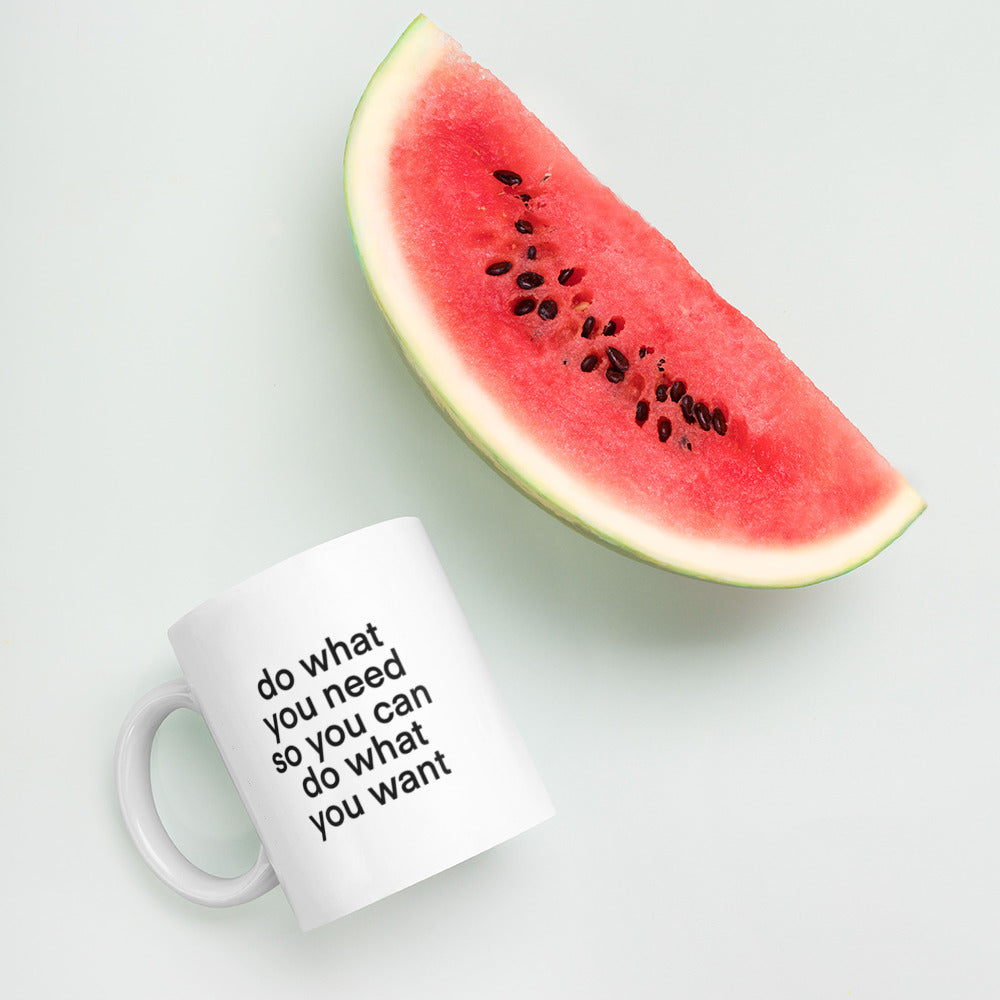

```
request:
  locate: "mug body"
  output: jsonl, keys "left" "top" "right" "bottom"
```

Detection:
{"left": 166, "top": 517, "right": 553, "bottom": 929}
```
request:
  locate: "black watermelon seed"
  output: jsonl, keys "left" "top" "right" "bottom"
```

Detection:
{"left": 519, "top": 193, "right": 531, "bottom": 203}
{"left": 606, "top": 346, "right": 629, "bottom": 371}
{"left": 712, "top": 409, "right": 727, "bottom": 435}
{"left": 538, "top": 299, "right": 558, "bottom": 320}
{"left": 558, "top": 268, "right": 575, "bottom": 285}
{"left": 694, "top": 402, "right": 712, "bottom": 430}
{"left": 581, "top": 316, "right": 596, "bottom": 338}
{"left": 516, "top": 271, "right": 544, "bottom": 289}
{"left": 602, "top": 320, "right": 617, "bottom": 337}
{"left": 680, "top": 394, "right": 696, "bottom": 423}
{"left": 636, "top": 401, "right": 649, "bottom": 426}
{"left": 681, "top": 437, "right": 693, "bottom": 451}
{"left": 526, "top": 245, "right": 536, "bottom": 260}
{"left": 655, "top": 384, "right": 668, "bottom": 403}
{"left": 515, "top": 219, "right": 533, "bottom": 234}
{"left": 606, "top": 367, "right": 625, "bottom": 384}
{"left": 657, "top": 417, "right": 672, "bottom": 442}
{"left": 493, "top": 169, "right": 522, "bottom": 186}
{"left": 669, "top": 380, "right": 686, "bottom": 402}
{"left": 513, "top": 297, "right": 536, "bottom": 316}
{"left": 638, "top": 347, "right": 647, "bottom": 359}
{"left": 486, "top": 261, "right": 513, "bottom": 276}
{"left": 581, "top": 354, "right": 599, "bottom": 372}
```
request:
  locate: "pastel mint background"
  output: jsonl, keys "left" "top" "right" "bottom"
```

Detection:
{"left": 2, "top": 1, "right": 996, "bottom": 996}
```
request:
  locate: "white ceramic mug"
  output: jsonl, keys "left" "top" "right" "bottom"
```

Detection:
{"left": 115, "top": 517, "right": 553, "bottom": 931}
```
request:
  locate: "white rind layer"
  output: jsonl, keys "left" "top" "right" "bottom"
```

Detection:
{"left": 344, "top": 16, "right": 925, "bottom": 587}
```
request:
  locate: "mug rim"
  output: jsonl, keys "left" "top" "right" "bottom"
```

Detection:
{"left": 167, "top": 515, "right": 421, "bottom": 639}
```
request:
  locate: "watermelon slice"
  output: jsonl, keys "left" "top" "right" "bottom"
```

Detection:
{"left": 344, "top": 16, "right": 924, "bottom": 588}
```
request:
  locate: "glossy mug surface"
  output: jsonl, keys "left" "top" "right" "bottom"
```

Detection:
{"left": 116, "top": 517, "right": 553, "bottom": 930}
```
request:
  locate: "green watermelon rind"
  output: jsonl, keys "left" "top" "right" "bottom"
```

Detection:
{"left": 343, "top": 16, "right": 925, "bottom": 588}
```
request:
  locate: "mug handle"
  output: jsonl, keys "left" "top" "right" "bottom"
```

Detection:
{"left": 115, "top": 679, "right": 279, "bottom": 907}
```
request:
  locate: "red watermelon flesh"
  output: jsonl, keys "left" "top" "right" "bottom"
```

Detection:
{"left": 344, "top": 17, "right": 924, "bottom": 587}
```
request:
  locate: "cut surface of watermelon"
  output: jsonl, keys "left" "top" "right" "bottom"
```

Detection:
{"left": 344, "top": 16, "right": 924, "bottom": 587}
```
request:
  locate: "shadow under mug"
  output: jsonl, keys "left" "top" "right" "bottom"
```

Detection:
{"left": 116, "top": 517, "right": 554, "bottom": 930}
